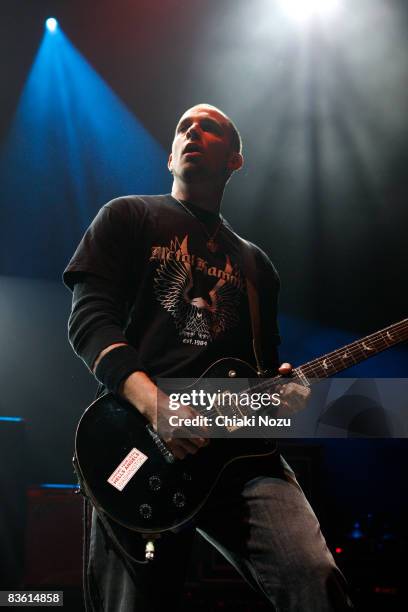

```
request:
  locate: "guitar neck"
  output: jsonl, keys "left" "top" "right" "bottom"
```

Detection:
{"left": 293, "top": 318, "right": 408, "bottom": 384}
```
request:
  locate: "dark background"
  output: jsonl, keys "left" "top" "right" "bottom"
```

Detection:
{"left": 0, "top": 0, "right": 406, "bottom": 479}
{"left": 1, "top": 0, "right": 407, "bottom": 333}
{"left": 0, "top": 1, "right": 407, "bottom": 606}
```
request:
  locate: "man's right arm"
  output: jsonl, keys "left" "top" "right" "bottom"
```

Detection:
{"left": 69, "top": 277, "right": 207, "bottom": 458}
{"left": 91, "top": 343, "right": 158, "bottom": 428}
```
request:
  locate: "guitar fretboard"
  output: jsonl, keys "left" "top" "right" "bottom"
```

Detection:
{"left": 293, "top": 318, "right": 408, "bottom": 384}
{"left": 207, "top": 319, "right": 408, "bottom": 429}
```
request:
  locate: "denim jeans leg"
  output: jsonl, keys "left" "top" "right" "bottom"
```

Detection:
{"left": 85, "top": 505, "right": 195, "bottom": 612}
{"left": 197, "top": 457, "right": 353, "bottom": 611}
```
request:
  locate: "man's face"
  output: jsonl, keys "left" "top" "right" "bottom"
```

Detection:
{"left": 168, "top": 106, "right": 241, "bottom": 183}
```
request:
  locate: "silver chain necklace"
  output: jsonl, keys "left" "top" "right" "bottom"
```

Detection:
{"left": 172, "top": 197, "right": 224, "bottom": 253}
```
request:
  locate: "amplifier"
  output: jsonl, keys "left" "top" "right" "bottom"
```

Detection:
{"left": 0, "top": 418, "right": 27, "bottom": 588}
{"left": 24, "top": 486, "right": 82, "bottom": 587}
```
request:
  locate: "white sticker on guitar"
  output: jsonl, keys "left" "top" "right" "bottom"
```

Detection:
{"left": 107, "top": 448, "right": 148, "bottom": 492}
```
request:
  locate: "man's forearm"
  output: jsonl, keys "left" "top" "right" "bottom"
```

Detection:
{"left": 93, "top": 343, "right": 158, "bottom": 424}
{"left": 120, "top": 370, "right": 158, "bottom": 425}
{"left": 92, "top": 342, "right": 128, "bottom": 372}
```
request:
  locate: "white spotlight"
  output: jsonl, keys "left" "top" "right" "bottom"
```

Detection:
{"left": 45, "top": 17, "right": 58, "bottom": 33}
{"left": 279, "top": 0, "right": 340, "bottom": 23}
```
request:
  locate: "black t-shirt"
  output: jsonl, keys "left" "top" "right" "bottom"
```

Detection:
{"left": 63, "top": 194, "right": 280, "bottom": 379}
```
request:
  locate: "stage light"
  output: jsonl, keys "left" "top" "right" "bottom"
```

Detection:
{"left": 40, "top": 483, "right": 79, "bottom": 489}
{"left": 350, "top": 522, "right": 363, "bottom": 539}
{"left": 278, "top": 0, "right": 340, "bottom": 23}
{"left": 45, "top": 17, "right": 58, "bottom": 33}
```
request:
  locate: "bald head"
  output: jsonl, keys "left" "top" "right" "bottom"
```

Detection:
{"left": 176, "top": 104, "right": 242, "bottom": 154}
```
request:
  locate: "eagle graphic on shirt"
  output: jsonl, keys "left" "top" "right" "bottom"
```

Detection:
{"left": 151, "top": 236, "right": 244, "bottom": 346}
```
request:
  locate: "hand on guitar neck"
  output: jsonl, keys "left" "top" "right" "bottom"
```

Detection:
{"left": 277, "top": 362, "right": 311, "bottom": 417}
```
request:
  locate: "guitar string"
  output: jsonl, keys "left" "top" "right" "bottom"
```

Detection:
{"left": 165, "top": 320, "right": 408, "bottom": 425}
{"left": 292, "top": 319, "right": 408, "bottom": 378}
{"left": 286, "top": 320, "right": 408, "bottom": 373}
{"left": 189, "top": 319, "right": 408, "bottom": 422}
{"left": 193, "top": 320, "right": 408, "bottom": 420}
{"left": 257, "top": 320, "right": 408, "bottom": 385}
{"left": 247, "top": 319, "right": 408, "bottom": 391}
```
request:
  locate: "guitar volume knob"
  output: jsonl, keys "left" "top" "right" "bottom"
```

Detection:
{"left": 173, "top": 491, "right": 186, "bottom": 508}
{"left": 139, "top": 504, "right": 153, "bottom": 519}
{"left": 149, "top": 475, "right": 162, "bottom": 491}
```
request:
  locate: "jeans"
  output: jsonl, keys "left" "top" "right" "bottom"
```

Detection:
{"left": 84, "top": 454, "right": 353, "bottom": 611}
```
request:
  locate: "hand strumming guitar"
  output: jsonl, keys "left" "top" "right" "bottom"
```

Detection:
{"left": 120, "top": 370, "right": 209, "bottom": 460}
{"left": 93, "top": 343, "right": 208, "bottom": 460}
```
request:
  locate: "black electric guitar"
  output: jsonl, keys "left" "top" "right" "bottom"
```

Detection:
{"left": 74, "top": 319, "right": 407, "bottom": 534}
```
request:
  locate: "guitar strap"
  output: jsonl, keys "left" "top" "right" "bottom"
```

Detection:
{"left": 223, "top": 225, "right": 266, "bottom": 376}
{"left": 240, "top": 238, "right": 267, "bottom": 376}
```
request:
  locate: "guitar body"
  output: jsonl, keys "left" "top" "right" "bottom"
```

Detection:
{"left": 75, "top": 357, "right": 275, "bottom": 534}
{"left": 74, "top": 318, "right": 408, "bottom": 534}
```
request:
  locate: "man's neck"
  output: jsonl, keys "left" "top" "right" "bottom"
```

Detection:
{"left": 171, "top": 179, "right": 224, "bottom": 215}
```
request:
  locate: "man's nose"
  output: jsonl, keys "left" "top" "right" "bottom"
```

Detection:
{"left": 186, "top": 123, "right": 200, "bottom": 140}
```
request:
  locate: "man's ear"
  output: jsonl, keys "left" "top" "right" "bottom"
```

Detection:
{"left": 168, "top": 153, "right": 173, "bottom": 173}
{"left": 227, "top": 152, "right": 243, "bottom": 172}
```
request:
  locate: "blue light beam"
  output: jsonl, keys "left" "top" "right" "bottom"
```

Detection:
{"left": 0, "top": 27, "right": 170, "bottom": 280}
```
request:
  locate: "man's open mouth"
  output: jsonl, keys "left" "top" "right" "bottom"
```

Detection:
{"left": 183, "top": 143, "right": 203, "bottom": 154}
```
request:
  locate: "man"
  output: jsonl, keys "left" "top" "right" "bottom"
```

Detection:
{"left": 64, "top": 104, "right": 352, "bottom": 610}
